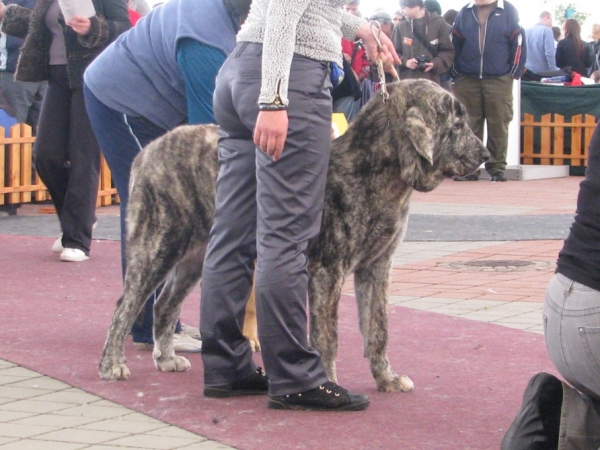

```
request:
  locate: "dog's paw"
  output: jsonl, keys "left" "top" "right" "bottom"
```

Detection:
{"left": 248, "top": 337, "right": 261, "bottom": 353}
{"left": 99, "top": 363, "right": 131, "bottom": 381}
{"left": 377, "top": 375, "right": 414, "bottom": 393}
{"left": 155, "top": 355, "right": 191, "bottom": 373}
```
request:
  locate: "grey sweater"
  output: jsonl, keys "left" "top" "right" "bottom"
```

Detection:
{"left": 236, "top": 0, "right": 364, "bottom": 105}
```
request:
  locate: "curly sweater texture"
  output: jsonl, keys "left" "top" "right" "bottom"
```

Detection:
{"left": 236, "top": 0, "right": 364, "bottom": 105}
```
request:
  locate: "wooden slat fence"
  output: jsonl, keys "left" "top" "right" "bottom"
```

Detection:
{"left": 521, "top": 113, "right": 597, "bottom": 167}
{"left": 0, "top": 124, "right": 118, "bottom": 206}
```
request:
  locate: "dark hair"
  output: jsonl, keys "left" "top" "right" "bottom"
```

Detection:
{"left": 370, "top": 11, "right": 392, "bottom": 24}
{"left": 223, "top": 0, "right": 252, "bottom": 23}
{"left": 442, "top": 8, "right": 458, "bottom": 25}
{"left": 563, "top": 18, "right": 585, "bottom": 58}
{"left": 552, "top": 26, "right": 561, "bottom": 41}
{"left": 424, "top": 0, "right": 441, "bottom": 15}
{"left": 399, "top": 0, "right": 424, "bottom": 8}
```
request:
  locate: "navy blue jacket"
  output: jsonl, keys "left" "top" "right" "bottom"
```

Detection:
{"left": 2, "top": 0, "right": 37, "bottom": 73}
{"left": 452, "top": 0, "right": 526, "bottom": 80}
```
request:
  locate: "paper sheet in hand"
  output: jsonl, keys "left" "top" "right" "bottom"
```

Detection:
{"left": 58, "top": 0, "right": 96, "bottom": 22}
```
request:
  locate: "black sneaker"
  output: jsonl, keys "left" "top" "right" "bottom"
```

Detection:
{"left": 490, "top": 171, "right": 507, "bottom": 182}
{"left": 204, "top": 367, "right": 268, "bottom": 398}
{"left": 268, "top": 381, "right": 370, "bottom": 411}
{"left": 453, "top": 173, "right": 479, "bottom": 181}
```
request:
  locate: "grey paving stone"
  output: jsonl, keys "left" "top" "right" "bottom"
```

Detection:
{"left": 34, "top": 428, "right": 129, "bottom": 445}
{"left": 0, "top": 422, "right": 59, "bottom": 438}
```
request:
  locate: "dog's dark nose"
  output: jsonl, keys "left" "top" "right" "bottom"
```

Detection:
{"left": 481, "top": 147, "right": 491, "bottom": 162}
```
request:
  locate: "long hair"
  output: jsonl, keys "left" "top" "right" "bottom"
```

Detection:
{"left": 563, "top": 19, "right": 584, "bottom": 58}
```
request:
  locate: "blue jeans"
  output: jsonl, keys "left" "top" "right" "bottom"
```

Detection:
{"left": 84, "top": 84, "right": 180, "bottom": 343}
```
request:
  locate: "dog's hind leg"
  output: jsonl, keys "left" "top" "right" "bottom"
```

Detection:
{"left": 354, "top": 259, "right": 414, "bottom": 393}
{"left": 99, "top": 224, "right": 192, "bottom": 380}
{"left": 99, "top": 268, "right": 166, "bottom": 381}
{"left": 152, "top": 243, "right": 206, "bottom": 373}
{"left": 308, "top": 264, "right": 345, "bottom": 383}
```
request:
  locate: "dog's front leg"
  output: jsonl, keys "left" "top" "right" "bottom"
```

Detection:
{"left": 242, "top": 271, "right": 260, "bottom": 352}
{"left": 308, "top": 264, "right": 344, "bottom": 383}
{"left": 354, "top": 261, "right": 414, "bottom": 393}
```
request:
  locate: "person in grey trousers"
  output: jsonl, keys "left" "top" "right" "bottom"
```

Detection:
{"left": 200, "top": 0, "right": 400, "bottom": 411}
{"left": 502, "top": 122, "right": 600, "bottom": 449}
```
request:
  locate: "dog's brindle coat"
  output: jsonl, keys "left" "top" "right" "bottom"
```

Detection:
{"left": 99, "top": 80, "right": 489, "bottom": 392}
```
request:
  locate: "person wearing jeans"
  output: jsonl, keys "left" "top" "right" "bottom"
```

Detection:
{"left": 84, "top": 0, "right": 251, "bottom": 351}
{"left": 502, "top": 122, "right": 600, "bottom": 449}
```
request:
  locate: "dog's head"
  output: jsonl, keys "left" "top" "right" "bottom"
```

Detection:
{"left": 350, "top": 79, "right": 489, "bottom": 192}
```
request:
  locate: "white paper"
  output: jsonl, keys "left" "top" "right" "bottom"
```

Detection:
{"left": 58, "top": 0, "right": 96, "bottom": 22}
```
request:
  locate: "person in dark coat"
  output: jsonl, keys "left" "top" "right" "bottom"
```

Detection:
{"left": 556, "top": 18, "right": 594, "bottom": 75}
{"left": 0, "top": 0, "right": 130, "bottom": 262}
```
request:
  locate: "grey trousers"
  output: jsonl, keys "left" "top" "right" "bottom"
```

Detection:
{"left": 544, "top": 273, "right": 600, "bottom": 449}
{"left": 200, "top": 42, "right": 332, "bottom": 395}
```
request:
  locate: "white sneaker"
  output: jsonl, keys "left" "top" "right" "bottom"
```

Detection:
{"left": 52, "top": 222, "right": 97, "bottom": 254}
{"left": 60, "top": 248, "right": 89, "bottom": 262}
{"left": 173, "top": 333, "right": 202, "bottom": 353}
{"left": 51, "top": 234, "right": 64, "bottom": 253}
{"left": 180, "top": 323, "right": 201, "bottom": 339}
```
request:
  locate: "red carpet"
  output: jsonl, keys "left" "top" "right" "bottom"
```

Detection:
{"left": 0, "top": 235, "right": 557, "bottom": 450}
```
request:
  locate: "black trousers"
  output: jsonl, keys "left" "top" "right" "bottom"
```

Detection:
{"left": 34, "top": 65, "right": 99, "bottom": 255}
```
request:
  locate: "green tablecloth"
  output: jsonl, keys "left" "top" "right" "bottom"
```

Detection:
{"left": 521, "top": 81, "right": 600, "bottom": 119}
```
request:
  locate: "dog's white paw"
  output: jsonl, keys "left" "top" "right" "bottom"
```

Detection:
{"left": 155, "top": 356, "right": 191, "bottom": 373}
{"left": 99, "top": 364, "right": 131, "bottom": 381}
{"left": 248, "top": 337, "right": 261, "bottom": 353}
{"left": 377, "top": 375, "right": 414, "bottom": 392}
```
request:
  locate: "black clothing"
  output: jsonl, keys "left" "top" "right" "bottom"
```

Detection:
{"left": 556, "top": 35, "right": 594, "bottom": 75}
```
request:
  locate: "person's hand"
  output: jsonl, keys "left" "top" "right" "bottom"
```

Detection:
{"left": 0, "top": 2, "right": 7, "bottom": 21}
{"left": 405, "top": 58, "right": 418, "bottom": 70}
{"left": 67, "top": 15, "right": 92, "bottom": 35}
{"left": 423, "top": 62, "right": 434, "bottom": 73}
{"left": 356, "top": 21, "right": 401, "bottom": 79}
{"left": 254, "top": 109, "right": 288, "bottom": 162}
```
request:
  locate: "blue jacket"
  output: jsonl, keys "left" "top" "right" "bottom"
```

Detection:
{"left": 1, "top": 0, "right": 38, "bottom": 73}
{"left": 452, "top": 0, "right": 526, "bottom": 80}
{"left": 85, "top": 0, "right": 241, "bottom": 130}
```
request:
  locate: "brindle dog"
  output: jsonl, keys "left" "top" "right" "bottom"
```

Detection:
{"left": 99, "top": 79, "right": 489, "bottom": 392}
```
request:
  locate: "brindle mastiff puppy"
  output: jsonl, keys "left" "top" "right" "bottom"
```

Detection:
{"left": 99, "top": 79, "right": 489, "bottom": 392}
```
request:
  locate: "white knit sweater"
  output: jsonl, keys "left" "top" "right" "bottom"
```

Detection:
{"left": 236, "top": 0, "right": 364, "bottom": 106}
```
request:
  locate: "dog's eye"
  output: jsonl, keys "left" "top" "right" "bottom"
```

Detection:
{"left": 452, "top": 123, "right": 463, "bottom": 132}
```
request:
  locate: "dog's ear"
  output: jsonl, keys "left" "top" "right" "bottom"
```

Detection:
{"left": 404, "top": 106, "right": 434, "bottom": 166}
